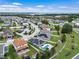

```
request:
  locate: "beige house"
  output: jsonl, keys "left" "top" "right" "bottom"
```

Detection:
{"left": 12, "top": 38, "right": 29, "bottom": 55}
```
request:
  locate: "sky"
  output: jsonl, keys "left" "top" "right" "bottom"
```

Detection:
{"left": 0, "top": 0, "right": 79, "bottom": 13}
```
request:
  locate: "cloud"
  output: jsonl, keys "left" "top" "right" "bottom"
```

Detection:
{"left": 58, "top": 6, "right": 68, "bottom": 9}
{"left": 0, "top": 5, "right": 39, "bottom": 12}
{"left": 0, "top": 4, "right": 79, "bottom": 13}
{"left": 12, "top": 2, "right": 22, "bottom": 5}
{"left": 36, "top": 5, "right": 45, "bottom": 8}
{"left": 0, "top": 5, "right": 19, "bottom": 8}
{"left": 0, "top": 4, "right": 25, "bottom": 12}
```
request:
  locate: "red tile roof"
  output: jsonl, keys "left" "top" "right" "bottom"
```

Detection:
{"left": 13, "top": 38, "right": 28, "bottom": 51}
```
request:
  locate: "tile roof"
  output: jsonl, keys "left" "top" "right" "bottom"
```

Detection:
{"left": 13, "top": 39, "right": 27, "bottom": 47}
{"left": 13, "top": 38, "right": 28, "bottom": 51}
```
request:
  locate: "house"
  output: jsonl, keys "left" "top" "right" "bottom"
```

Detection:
{"left": 3, "top": 30, "right": 14, "bottom": 39}
{"left": 12, "top": 38, "right": 29, "bottom": 55}
{"left": 3, "top": 45, "right": 8, "bottom": 55}
{"left": 74, "top": 23, "right": 79, "bottom": 28}
{"left": 38, "top": 30, "right": 51, "bottom": 40}
{"left": 39, "top": 24, "right": 50, "bottom": 31}
{"left": 29, "top": 37, "right": 44, "bottom": 46}
{"left": 0, "top": 44, "right": 4, "bottom": 59}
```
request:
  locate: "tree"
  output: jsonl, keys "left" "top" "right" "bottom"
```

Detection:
{"left": 0, "top": 36, "right": 4, "bottom": 40}
{"left": 13, "top": 22, "right": 16, "bottom": 26}
{"left": 45, "top": 48, "right": 50, "bottom": 59}
{"left": 54, "top": 25, "right": 60, "bottom": 35}
{"left": 41, "top": 20, "right": 49, "bottom": 24}
{"left": 50, "top": 47, "right": 55, "bottom": 56}
{"left": 8, "top": 45, "right": 16, "bottom": 59}
{"left": 36, "top": 48, "right": 50, "bottom": 59}
{"left": 61, "top": 34, "right": 66, "bottom": 43}
{"left": 0, "top": 20, "right": 4, "bottom": 23}
{"left": 36, "top": 53, "right": 43, "bottom": 59}
{"left": 61, "top": 23, "right": 73, "bottom": 34}
{"left": 36, "top": 53, "right": 39, "bottom": 59}
{"left": 67, "top": 15, "right": 77, "bottom": 23}
{"left": 0, "top": 27, "right": 3, "bottom": 31}
{"left": 41, "top": 53, "right": 46, "bottom": 59}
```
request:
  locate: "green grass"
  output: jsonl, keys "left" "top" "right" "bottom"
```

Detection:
{"left": 54, "top": 32, "right": 79, "bottom": 59}
{"left": 0, "top": 22, "right": 3, "bottom": 26}
{"left": 50, "top": 35, "right": 60, "bottom": 42}
{"left": 27, "top": 44, "right": 37, "bottom": 58}
{"left": 52, "top": 31, "right": 58, "bottom": 35}
{"left": 50, "top": 30, "right": 60, "bottom": 42}
{"left": 4, "top": 45, "right": 22, "bottom": 59}
{"left": 0, "top": 37, "right": 6, "bottom": 43}
{"left": 28, "top": 41, "right": 43, "bottom": 52}
{"left": 0, "top": 40, "right": 6, "bottom": 43}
